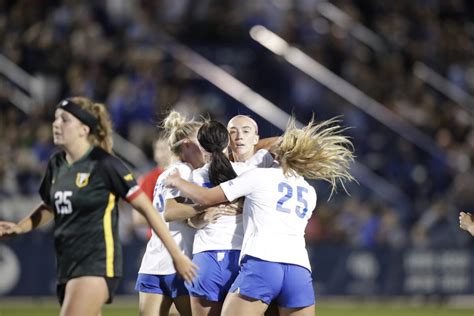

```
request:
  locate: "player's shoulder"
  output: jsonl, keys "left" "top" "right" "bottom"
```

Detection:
{"left": 246, "top": 149, "right": 274, "bottom": 167}
{"left": 192, "top": 163, "right": 209, "bottom": 177}
{"left": 90, "top": 147, "right": 133, "bottom": 177}
{"left": 252, "top": 148, "right": 271, "bottom": 159}
{"left": 230, "top": 161, "right": 251, "bottom": 175}
{"left": 175, "top": 161, "right": 193, "bottom": 173}
{"left": 48, "top": 149, "right": 65, "bottom": 166}
{"left": 239, "top": 164, "right": 275, "bottom": 179}
{"left": 160, "top": 161, "right": 193, "bottom": 179}
{"left": 90, "top": 146, "right": 114, "bottom": 162}
{"left": 248, "top": 166, "right": 291, "bottom": 185}
{"left": 90, "top": 147, "right": 127, "bottom": 167}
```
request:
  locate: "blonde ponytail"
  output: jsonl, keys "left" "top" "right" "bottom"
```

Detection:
{"left": 275, "top": 117, "right": 355, "bottom": 194}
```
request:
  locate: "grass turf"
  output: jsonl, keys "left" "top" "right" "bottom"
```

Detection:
{"left": 0, "top": 303, "right": 473, "bottom": 316}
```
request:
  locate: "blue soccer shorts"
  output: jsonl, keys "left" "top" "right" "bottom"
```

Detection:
{"left": 135, "top": 273, "right": 189, "bottom": 298}
{"left": 229, "top": 255, "right": 315, "bottom": 308}
{"left": 187, "top": 250, "right": 240, "bottom": 302}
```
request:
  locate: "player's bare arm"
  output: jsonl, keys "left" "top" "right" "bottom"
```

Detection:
{"left": 165, "top": 170, "right": 228, "bottom": 206}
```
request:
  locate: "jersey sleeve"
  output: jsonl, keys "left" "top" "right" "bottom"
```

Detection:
{"left": 220, "top": 168, "right": 258, "bottom": 202}
{"left": 38, "top": 159, "right": 54, "bottom": 206}
{"left": 99, "top": 156, "right": 141, "bottom": 202}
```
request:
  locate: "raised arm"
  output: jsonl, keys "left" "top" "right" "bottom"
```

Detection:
{"left": 130, "top": 192, "right": 197, "bottom": 282}
{"left": 0, "top": 203, "right": 54, "bottom": 238}
{"left": 165, "top": 170, "right": 228, "bottom": 206}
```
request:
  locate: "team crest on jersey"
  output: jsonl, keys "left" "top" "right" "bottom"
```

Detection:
{"left": 124, "top": 173, "right": 134, "bottom": 181}
{"left": 75, "top": 173, "right": 90, "bottom": 188}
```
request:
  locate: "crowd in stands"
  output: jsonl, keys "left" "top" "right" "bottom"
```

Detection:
{"left": 0, "top": 0, "right": 473, "bottom": 250}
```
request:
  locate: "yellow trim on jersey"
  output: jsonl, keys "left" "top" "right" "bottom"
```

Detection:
{"left": 103, "top": 193, "right": 116, "bottom": 277}
{"left": 124, "top": 173, "right": 134, "bottom": 181}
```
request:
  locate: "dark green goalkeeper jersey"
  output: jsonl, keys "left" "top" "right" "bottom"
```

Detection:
{"left": 39, "top": 146, "right": 141, "bottom": 284}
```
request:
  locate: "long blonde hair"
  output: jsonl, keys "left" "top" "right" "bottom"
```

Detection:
{"left": 274, "top": 117, "right": 355, "bottom": 194}
{"left": 69, "top": 96, "right": 113, "bottom": 153}
{"left": 162, "top": 111, "right": 202, "bottom": 155}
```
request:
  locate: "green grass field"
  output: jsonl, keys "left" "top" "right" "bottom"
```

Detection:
{"left": 0, "top": 299, "right": 473, "bottom": 316}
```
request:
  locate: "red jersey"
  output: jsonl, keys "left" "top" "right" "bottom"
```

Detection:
{"left": 138, "top": 167, "right": 164, "bottom": 239}
{"left": 139, "top": 167, "right": 164, "bottom": 200}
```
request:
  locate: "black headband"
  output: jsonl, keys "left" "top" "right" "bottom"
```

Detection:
{"left": 57, "top": 99, "right": 98, "bottom": 133}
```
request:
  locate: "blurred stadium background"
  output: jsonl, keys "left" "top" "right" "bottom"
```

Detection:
{"left": 1, "top": 0, "right": 474, "bottom": 315}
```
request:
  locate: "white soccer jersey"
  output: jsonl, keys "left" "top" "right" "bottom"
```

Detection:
{"left": 244, "top": 149, "right": 274, "bottom": 168}
{"left": 220, "top": 164, "right": 317, "bottom": 271}
{"left": 138, "top": 161, "right": 196, "bottom": 275}
{"left": 191, "top": 149, "right": 273, "bottom": 254}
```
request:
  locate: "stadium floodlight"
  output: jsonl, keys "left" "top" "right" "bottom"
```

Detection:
{"left": 249, "top": 25, "right": 449, "bottom": 167}
{"left": 160, "top": 32, "right": 410, "bottom": 208}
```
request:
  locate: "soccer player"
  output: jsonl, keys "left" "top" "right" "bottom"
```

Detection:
{"left": 184, "top": 119, "right": 274, "bottom": 316}
{"left": 0, "top": 97, "right": 196, "bottom": 316}
{"left": 165, "top": 117, "right": 354, "bottom": 316}
{"left": 227, "top": 115, "right": 281, "bottom": 316}
{"left": 459, "top": 211, "right": 474, "bottom": 236}
{"left": 136, "top": 111, "right": 210, "bottom": 316}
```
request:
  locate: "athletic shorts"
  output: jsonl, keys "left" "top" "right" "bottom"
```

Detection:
{"left": 135, "top": 273, "right": 188, "bottom": 298}
{"left": 187, "top": 250, "right": 240, "bottom": 302}
{"left": 57, "top": 276, "right": 120, "bottom": 305}
{"left": 229, "top": 255, "right": 315, "bottom": 308}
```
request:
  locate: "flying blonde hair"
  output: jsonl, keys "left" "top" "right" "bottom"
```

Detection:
{"left": 69, "top": 96, "right": 113, "bottom": 153}
{"left": 274, "top": 117, "right": 355, "bottom": 195}
{"left": 162, "top": 111, "right": 202, "bottom": 155}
